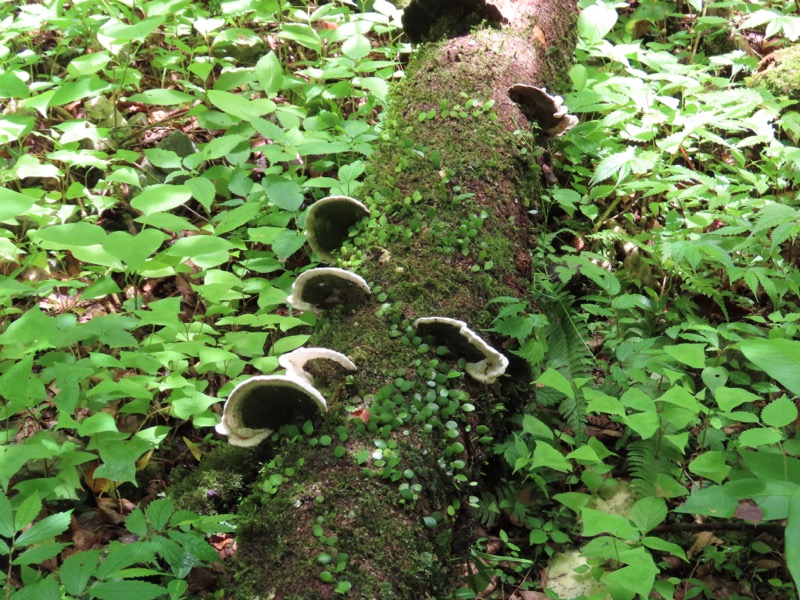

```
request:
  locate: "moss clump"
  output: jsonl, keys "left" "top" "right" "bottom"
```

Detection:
{"left": 749, "top": 46, "right": 800, "bottom": 100}
{"left": 168, "top": 444, "right": 261, "bottom": 515}
{"left": 228, "top": 452, "right": 452, "bottom": 599}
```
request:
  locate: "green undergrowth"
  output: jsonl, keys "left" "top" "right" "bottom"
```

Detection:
{"left": 4, "top": 0, "right": 800, "bottom": 598}
{"left": 465, "top": 1, "right": 800, "bottom": 599}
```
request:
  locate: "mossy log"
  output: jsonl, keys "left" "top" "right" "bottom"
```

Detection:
{"left": 225, "top": 2, "right": 578, "bottom": 597}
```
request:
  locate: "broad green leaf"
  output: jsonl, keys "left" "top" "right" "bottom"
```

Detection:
{"left": 642, "top": 536, "right": 687, "bottom": 561}
{"left": 535, "top": 368, "right": 574, "bottom": 400}
{"left": 272, "top": 229, "right": 305, "bottom": 260}
{"left": 215, "top": 201, "right": 262, "bottom": 236}
{"left": 127, "top": 89, "right": 195, "bottom": 105}
{"left": 262, "top": 175, "right": 304, "bottom": 211}
{"left": 715, "top": 386, "right": 760, "bottom": 412}
{"left": 130, "top": 184, "right": 192, "bottom": 216}
{"left": 0, "top": 114, "right": 35, "bottom": 145}
{"left": 93, "top": 437, "right": 153, "bottom": 485}
{"left": 90, "top": 579, "right": 169, "bottom": 600}
{"left": 30, "top": 222, "right": 106, "bottom": 247}
{"left": 103, "top": 230, "right": 165, "bottom": 272}
{"left": 761, "top": 395, "right": 798, "bottom": 429}
{"left": 787, "top": 488, "right": 800, "bottom": 593}
{"left": 255, "top": 51, "right": 283, "bottom": 95}
{"left": 186, "top": 177, "right": 217, "bottom": 211}
{"left": 342, "top": 34, "right": 371, "bottom": 61}
{"left": 738, "top": 427, "right": 783, "bottom": 448}
{"left": 578, "top": 3, "right": 618, "bottom": 43}
{"left": 663, "top": 343, "right": 706, "bottom": 369}
{"left": 206, "top": 90, "right": 275, "bottom": 121}
{"left": 94, "top": 541, "right": 156, "bottom": 580}
{"left": 104, "top": 16, "right": 165, "bottom": 41}
{"left": 581, "top": 507, "right": 639, "bottom": 541}
{"left": 521, "top": 414, "right": 554, "bottom": 440}
{"left": 270, "top": 335, "right": 310, "bottom": 355}
{"left": 688, "top": 451, "right": 730, "bottom": 485}
{"left": 0, "top": 492, "right": 13, "bottom": 537}
{"left": 740, "top": 338, "right": 800, "bottom": 397}
{"left": 675, "top": 485, "right": 737, "bottom": 517}
{"left": 163, "top": 235, "right": 233, "bottom": 258}
{"left": 67, "top": 53, "right": 111, "bottom": 77}
{"left": 0, "top": 187, "right": 36, "bottom": 221}
{"left": 0, "top": 72, "right": 29, "bottom": 99}
{"left": 125, "top": 508, "right": 148, "bottom": 538}
{"left": 532, "top": 441, "right": 572, "bottom": 472}
{"left": 48, "top": 76, "right": 112, "bottom": 107}
{"left": 15, "top": 510, "right": 71, "bottom": 547}
{"left": 60, "top": 550, "right": 101, "bottom": 596}
{"left": 630, "top": 496, "right": 667, "bottom": 533}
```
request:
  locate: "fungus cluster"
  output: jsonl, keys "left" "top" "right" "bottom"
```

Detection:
{"left": 216, "top": 196, "right": 510, "bottom": 447}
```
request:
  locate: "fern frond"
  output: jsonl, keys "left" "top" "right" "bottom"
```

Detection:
{"left": 627, "top": 437, "right": 684, "bottom": 496}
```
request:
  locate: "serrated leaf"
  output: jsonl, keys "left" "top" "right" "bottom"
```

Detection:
{"left": 125, "top": 508, "right": 148, "bottom": 538}
{"left": 146, "top": 498, "right": 174, "bottom": 531}
{"left": 14, "top": 494, "right": 42, "bottom": 534}
{"left": 761, "top": 396, "right": 798, "bottom": 429}
{"left": 60, "top": 549, "right": 101, "bottom": 596}
{"left": 12, "top": 541, "right": 68, "bottom": 565}
{"left": 590, "top": 146, "right": 634, "bottom": 185}
{"left": 15, "top": 510, "right": 71, "bottom": 547}
{"left": 262, "top": 175, "right": 304, "bottom": 211}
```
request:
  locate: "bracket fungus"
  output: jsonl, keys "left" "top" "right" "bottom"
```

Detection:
{"left": 507, "top": 84, "right": 578, "bottom": 137}
{"left": 216, "top": 348, "right": 358, "bottom": 447}
{"left": 215, "top": 375, "right": 327, "bottom": 447}
{"left": 287, "top": 267, "right": 371, "bottom": 312}
{"left": 305, "top": 196, "right": 370, "bottom": 263}
{"left": 413, "top": 317, "right": 509, "bottom": 384}
{"left": 278, "top": 347, "right": 357, "bottom": 385}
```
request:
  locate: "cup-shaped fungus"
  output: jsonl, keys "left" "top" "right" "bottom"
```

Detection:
{"left": 279, "top": 347, "right": 357, "bottom": 385}
{"left": 305, "top": 196, "right": 370, "bottom": 263}
{"left": 216, "top": 375, "right": 327, "bottom": 447}
{"left": 507, "top": 84, "right": 578, "bottom": 137}
{"left": 287, "top": 267, "right": 371, "bottom": 312}
{"left": 414, "top": 317, "right": 509, "bottom": 384}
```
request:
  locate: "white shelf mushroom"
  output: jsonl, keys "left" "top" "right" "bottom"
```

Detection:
{"left": 305, "top": 196, "right": 370, "bottom": 263}
{"left": 287, "top": 267, "right": 371, "bottom": 312}
{"left": 215, "top": 375, "right": 327, "bottom": 447}
{"left": 507, "top": 83, "right": 578, "bottom": 137}
{"left": 413, "top": 317, "right": 509, "bottom": 384}
{"left": 216, "top": 347, "right": 358, "bottom": 447}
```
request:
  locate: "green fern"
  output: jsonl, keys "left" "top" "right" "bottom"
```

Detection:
{"left": 536, "top": 288, "right": 594, "bottom": 437}
{"left": 627, "top": 437, "right": 684, "bottom": 496}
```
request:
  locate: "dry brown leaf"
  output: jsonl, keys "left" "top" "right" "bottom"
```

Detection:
{"left": 687, "top": 530, "right": 723, "bottom": 559}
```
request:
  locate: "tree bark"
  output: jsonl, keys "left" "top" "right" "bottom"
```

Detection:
{"left": 225, "top": 2, "right": 578, "bottom": 597}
